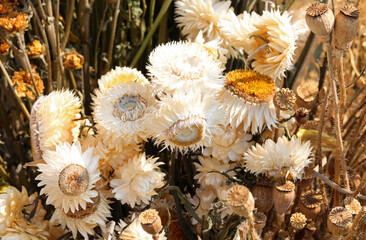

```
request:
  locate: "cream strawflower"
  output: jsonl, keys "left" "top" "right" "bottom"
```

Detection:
{"left": 30, "top": 90, "right": 81, "bottom": 163}
{"left": 147, "top": 41, "right": 224, "bottom": 94}
{"left": 194, "top": 155, "right": 235, "bottom": 187}
{"left": 192, "top": 31, "right": 229, "bottom": 64}
{"left": 92, "top": 81, "right": 157, "bottom": 145}
{"left": 119, "top": 217, "right": 167, "bottom": 240}
{"left": 203, "top": 124, "right": 252, "bottom": 162}
{"left": 243, "top": 10, "right": 300, "bottom": 80}
{"left": 97, "top": 66, "right": 148, "bottom": 94}
{"left": 50, "top": 190, "right": 112, "bottom": 240}
{"left": 175, "top": 0, "right": 235, "bottom": 54}
{"left": 110, "top": 153, "right": 165, "bottom": 208}
{"left": 36, "top": 142, "right": 101, "bottom": 213}
{"left": 217, "top": 69, "right": 277, "bottom": 133}
{"left": 0, "top": 187, "right": 49, "bottom": 240}
{"left": 243, "top": 136, "right": 312, "bottom": 180}
{"left": 150, "top": 90, "right": 225, "bottom": 152}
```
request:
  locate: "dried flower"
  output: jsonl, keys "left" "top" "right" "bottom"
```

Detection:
{"left": 243, "top": 136, "right": 312, "bottom": 180}
{"left": 273, "top": 180, "right": 295, "bottom": 215}
{"left": 63, "top": 50, "right": 84, "bottom": 70}
{"left": 27, "top": 39, "right": 45, "bottom": 58}
{"left": 0, "top": 0, "right": 18, "bottom": 14}
{"left": 344, "top": 197, "right": 362, "bottom": 215}
{"left": 11, "top": 68, "right": 44, "bottom": 101}
{"left": 139, "top": 209, "right": 162, "bottom": 236}
{"left": 0, "top": 11, "right": 28, "bottom": 32}
{"left": 290, "top": 212, "right": 307, "bottom": 230}
{"left": 119, "top": 217, "right": 167, "bottom": 240}
{"left": 217, "top": 69, "right": 277, "bottom": 133}
{"left": 0, "top": 186, "right": 49, "bottom": 239}
{"left": 227, "top": 185, "right": 255, "bottom": 218}
{"left": 275, "top": 88, "right": 297, "bottom": 111}
{"left": 327, "top": 206, "right": 353, "bottom": 236}
{"left": 0, "top": 38, "right": 10, "bottom": 55}
{"left": 253, "top": 212, "right": 267, "bottom": 230}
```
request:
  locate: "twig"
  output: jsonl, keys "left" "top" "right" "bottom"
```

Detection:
{"left": 61, "top": 0, "right": 75, "bottom": 51}
{"left": 130, "top": 0, "right": 173, "bottom": 67}
{"left": 352, "top": 174, "right": 366, "bottom": 198}
{"left": 312, "top": 170, "right": 366, "bottom": 200}
{"left": 105, "top": 0, "right": 121, "bottom": 72}
{"left": 245, "top": 43, "right": 268, "bottom": 70}
{"left": 93, "top": 4, "right": 109, "bottom": 79}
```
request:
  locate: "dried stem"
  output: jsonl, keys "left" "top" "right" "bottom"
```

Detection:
{"left": 0, "top": 59, "right": 30, "bottom": 120}
{"left": 346, "top": 105, "right": 366, "bottom": 160}
{"left": 105, "top": 0, "right": 121, "bottom": 72}
{"left": 336, "top": 50, "right": 346, "bottom": 110}
{"left": 316, "top": 82, "right": 330, "bottom": 168}
{"left": 54, "top": 0, "right": 66, "bottom": 87}
{"left": 93, "top": 4, "right": 109, "bottom": 79}
{"left": 352, "top": 174, "right": 366, "bottom": 198}
{"left": 61, "top": 0, "right": 75, "bottom": 51}
{"left": 325, "top": 42, "right": 350, "bottom": 202}
{"left": 312, "top": 170, "right": 366, "bottom": 200}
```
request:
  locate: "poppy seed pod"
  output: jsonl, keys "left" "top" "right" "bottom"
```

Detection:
{"left": 273, "top": 180, "right": 295, "bottom": 215}
{"left": 227, "top": 185, "right": 255, "bottom": 218}
{"left": 252, "top": 181, "right": 274, "bottom": 213}
{"left": 299, "top": 190, "right": 323, "bottom": 219}
{"left": 327, "top": 206, "right": 353, "bottom": 236}
{"left": 305, "top": 3, "right": 335, "bottom": 41}
{"left": 139, "top": 209, "right": 162, "bottom": 237}
{"left": 333, "top": 5, "right": 360, "bottom": 50}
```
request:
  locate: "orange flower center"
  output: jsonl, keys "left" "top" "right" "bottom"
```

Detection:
{"left": 225, "top": 70, "right": 276, "bottom": 103}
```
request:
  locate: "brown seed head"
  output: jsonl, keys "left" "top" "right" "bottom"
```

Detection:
{"left": 273, "top": 180, "right": 295, "bottom": 215}
{"left": 305, "top": 3, "right": 334, "bottom": 40}
{"left": 327, "top": 206, "right": 353, "bottom": 235}
{"left": 253, "top": 211, "right": 267, "bottom": 230}
{"left": 295, "top": 108, "right": 309, "bottom": 125}
{"left": 290, "top": 212, "right": 307, "bottom": 230}
{"left": 58, "top": 164, "right": 89, "bottom": 196}
{"left": 252, "top": 183, "right": 274, "bottom": 213}
{"left": 340, "top": 5, "right": 360, "bottom": 18}
{"left": 140, "top": 209, "right": 162, "bottom": 236}
{"left": 333, "top": 5, "right": 360, "bottom": 50}
{"left": 344, "top": 197, "right": 361, "bottom": 215}
{"left": 296, "top": 81, "right": 318, "bottom": 109}
{"left": 274, "top": 88, "right": 297, "bottom": 111}
{"left": 227, "top": 185, "right": 255, "bottom": 218}
{"left": 300, "top": 190, "right": 322, "bottom": 219}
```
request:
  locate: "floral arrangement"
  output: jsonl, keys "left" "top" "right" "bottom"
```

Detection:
{"left": 0, "top": 0, "right": 365, "bottom": 239}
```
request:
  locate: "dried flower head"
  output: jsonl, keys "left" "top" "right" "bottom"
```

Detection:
{"left": 227, "top": 185, "right": 255, "bottom": 218}
{"left": 244, "top": 136, "right": 312, "bottom": 180}
{"left": 63, "top": 50, "right": 84, "bottom": 70}
{"left": 119, "top": 217, "right": 167, "bottom": 240}
{"left": 0, "top": 0, "right": 18, "bottom": 14}
{"left": 253, "top": 211, "right": 267, "bottom": 230}
{"left": 305, "top": 3, "right": 335, "bottom": 40}
{"left": 217, "top": 69, "right": 277, "bottom": 133}
{"left": 327, "top": 206, "right": 353, "bottom": 235}
{"left": 344, "top": 197, "right": 362, "bottom": 215}
{"left": 273, "top": 180, "right": 295, "bottom": 215}
{"left": 0, "top": 186, "right": 49, "bottom": 239}
{"left": 333, "top": 5, "right": 360, "bottom": 50}
{"left": 27, "top": 39, "right": 45, "bottom": 57}
{"left": 290, "top": 212, "right": 307, "bottom": 230}
{"left": 12, "top": 68, "right": 44, "bottom": 101}
{"left": 0, "top": 11, "right": 28, "bottom": 32}
{"left": 301, "top": 190, "right": 322, "bottom": 209}
{"left": 275, "top": 88, "right": 297, "bottom": 110}
{"left": 296, "top": 80, "right": 318, "bottom": 109}
{"left": 295, "top": 107, "right": 309, "bottom": 125}
{"left": 0, "top": 38, "right": 10, "bottom": 55}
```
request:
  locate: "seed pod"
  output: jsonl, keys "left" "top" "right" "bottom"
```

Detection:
{"left": 252, "top": 181, "right": 274, "bottom": 213}
{"left": 273, "top": 180, "right": 295, "bottom": 215}
{"left": 299, "top": 190, "right": 323, "bottom": 219}
{"left": 227, "top": 185, "right": 255, "bottom": 218}
{"left": 295, "top": 108, "right": 309, "bottom": 125}
{"left": 253, "top": 212, "right": 267, "bottom": 231}
{"left": 290, "top": 212, "right": 307, "bottom": 230}
{"left": 327, "top": 206, "right": 353, "bottom": 236}
{"left": 139, "top": 209, "right": 162, "bottom": 237}
{"left": 333, "top": 5, "right": 360, "bottom": 50}
{"left": 305, "top": 3, "right": 335, "bottom": 41}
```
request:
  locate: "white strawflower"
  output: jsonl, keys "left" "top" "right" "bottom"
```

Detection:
{"left": 92, "top": 81, "right": 157, "bottom": 145}
{"left": 36, "top": 142, "right": 101, "bottom": 213}
{"left": 244, "top": 10, "right": 300, "bottom": 80}
{"left": 194, "top": 155, "right": 235, "bottom": 187}
{"left": 147, "top": 41, "right": 224, "bottom": 94}
{"left": 110, "top": 153, "right": 165, "bottom": 208}
{"left": 175, "top": 0, "right": 236, "bottom": 55}
{"left": 119, "top": 217, "right": 167, "bottom": 240}
{"left": 30, "top": 90, "right": 81, "bottom": 163}
{"left": 97, "top": 66, "right": 148, "bottom": 94}
{"left": 243, "top": 136, "right": 312, "bottom": 180}
{"left": 0, "top": 187, "right": 49, "bottom": 240}
{"left": 150, "top": 90, "right": 225, "bottom": 152}
{"left": 203, "top": 124, "right": 252, "bottom": 162}
{"left": 217, "top": 69, "right": 277, "bottom": 134}
{"left": 50, "top": 190, "right": 112, "bottom": 240}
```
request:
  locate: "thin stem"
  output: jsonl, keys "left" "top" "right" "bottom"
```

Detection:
{"left": 93, "top": 4, "right": 109, "bottom": 79}
{"left": 346, "top": 105, "right": 366, "bottom": 160}
{"left": 105, "top": 0, "right": 121, "bottom": 72}
{"left": 316, "top": 82, "right": 330, "bottom": 169}
{"left": 245, "top": 43, "right": 268, "bottom": 70}
{"left": 336, "top": 50, "right": 346, "bottom": 110}
{"left": 16, "top": 33, "right": 40, "bottom": 97}
{"left": 352, "top": 174, "right": 366, "bottom": 198}
{"left": 61, "top": 0, "right": 75, "bottom": 50}
{"left": 54, "top": 0, "right": 66, "bottom": 88}
{"left": 312, "top": 170, "right": 366, "bottom": 200}
{"left": 0, "top": 59, "right": 30, "bottom": 120}
{"left": 130, "top": 0, "right": 173, "bottom": 67}
{"left": 325, "top": 42, "right": 349, "bottom": 202}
